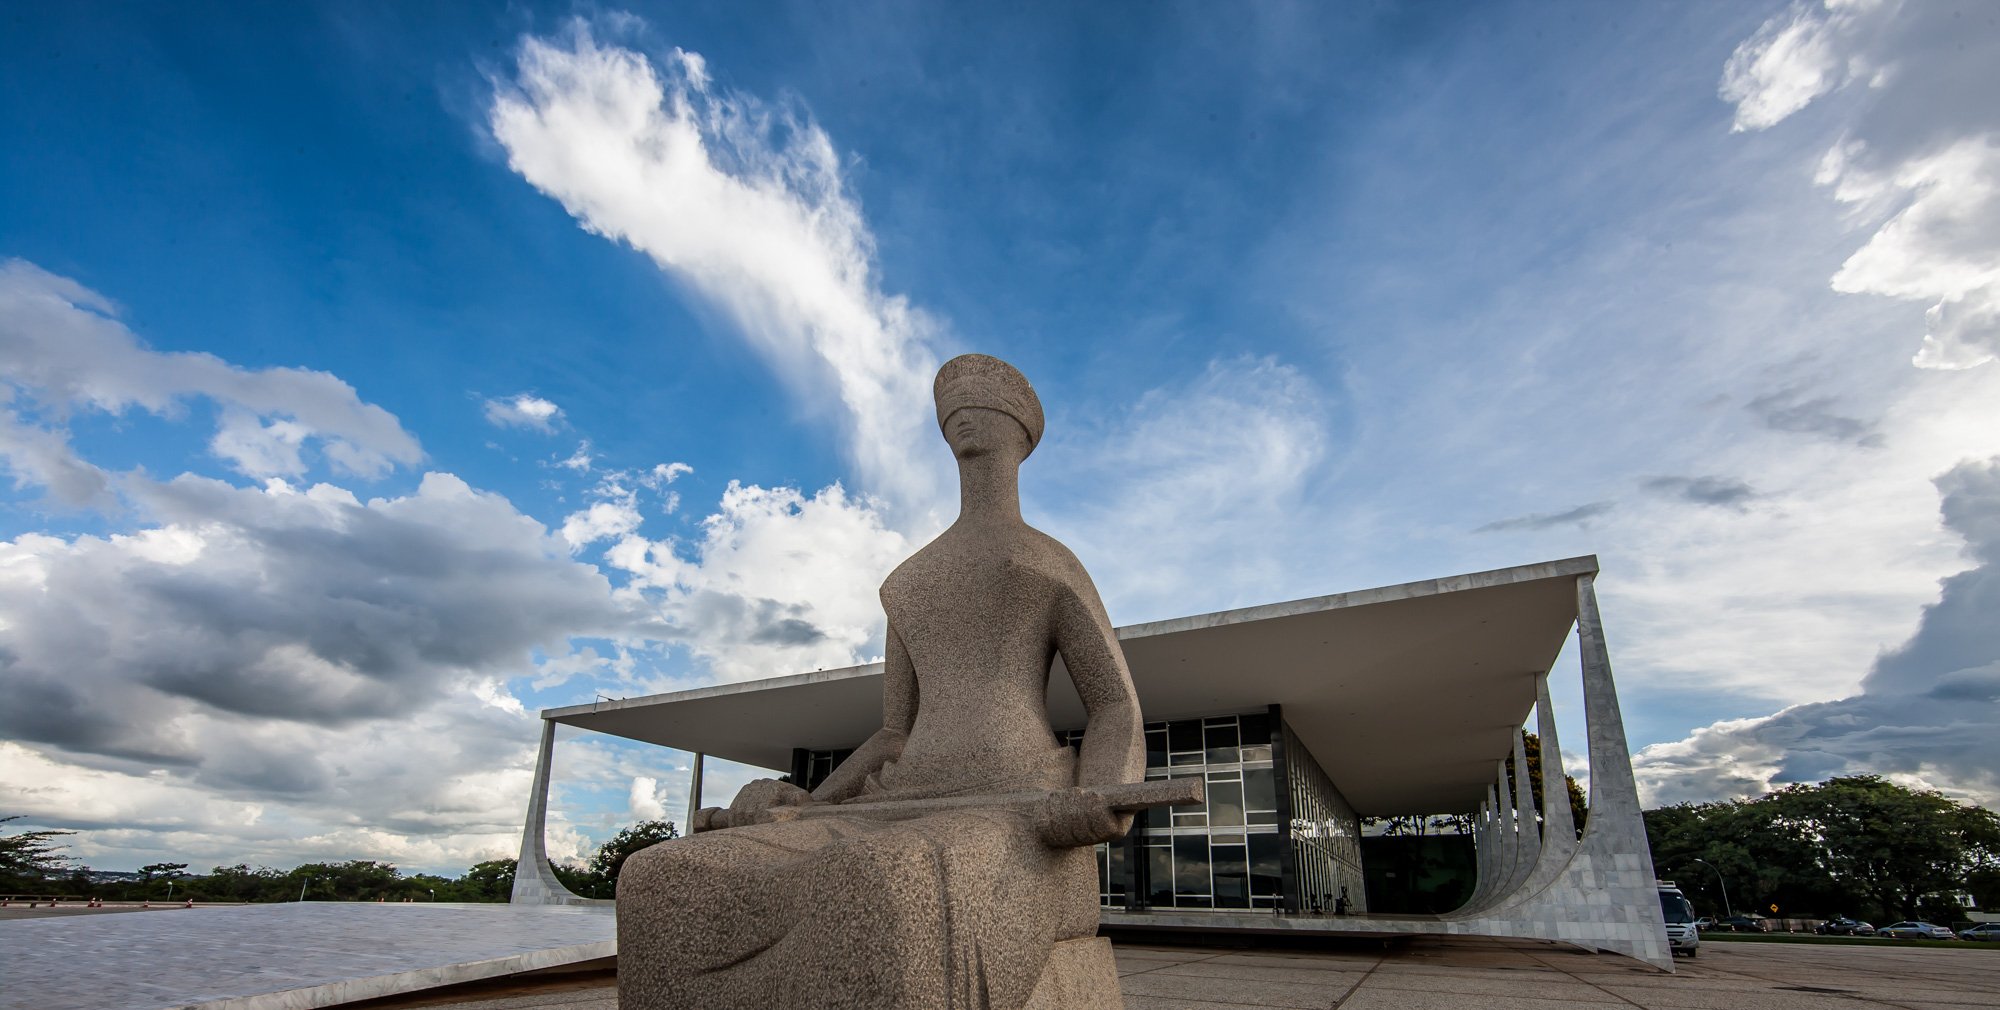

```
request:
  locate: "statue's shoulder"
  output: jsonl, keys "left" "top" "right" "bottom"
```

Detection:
{"left": 1014, "top": 525, "right": 1097, "bottom": 591}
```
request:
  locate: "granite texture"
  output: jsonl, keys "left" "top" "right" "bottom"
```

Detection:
{"left": 617, "top": 354, "right": 1147, "bottom": 1009}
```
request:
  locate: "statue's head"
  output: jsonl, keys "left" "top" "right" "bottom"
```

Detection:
{"left": 934, "top": 353, "right": 1044, "bottom": 462}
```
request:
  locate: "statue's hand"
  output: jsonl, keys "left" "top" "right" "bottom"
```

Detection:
{"left": 726, "top": 778, "right": 813, "bottom": 824}
{"left": 1035, "top": 787, "right": 1133, "bottom": 848}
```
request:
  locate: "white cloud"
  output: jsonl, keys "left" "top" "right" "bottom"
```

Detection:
{"left": 210, "top": 411, "right": 311, "bottom": 478}
{"left": 556, "top": 440, "right": 594, "bottom": 472}
{"left": 1718, "top": 0, "right": 1884, "bottom": 133}
{"left": 1635, "top": 456, "right": 2000, "bottom": 808}
{"left": 1721, "top": 0, "right": 2000, "bottom": 368}
{"left": 628, "top": 775, "right": 666, "bottom": 821}
{"left": 0, "top": 402, "right": 109, "bottom": 506}
{"left": 489, "top": 22, "right": 946, "bottom": 520}
{"left": 483, "top": 393, "right": 565, "bottom": 432}
{"left": 0, "top": 259, "right": 423, "bottom": 482}
{"left": 561, "top": 497, "right": 645, "bottom": 551}
{"left": 604, "top": 480, "right": 909, "bottom": 681}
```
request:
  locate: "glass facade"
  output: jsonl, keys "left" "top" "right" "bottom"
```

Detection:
{"left": 791, "top": 704, "right": 1365, "bottom": 916}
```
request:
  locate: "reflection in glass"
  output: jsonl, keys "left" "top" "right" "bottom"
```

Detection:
{"left": 1204, "top": 720, "right": 1240, "bottom": 764}
{"left": 1174, "top": 834, "right": 1211, "bottom": 899}
{"left": 1212, "top": 843, "right": 1249, "bottom": 908}
{"left": 1249, "top": 833, "right": 1283, "bottom": 898}
{"left": 1208, "top": 776, "right": 1246, "bottom": 827}
{"left": 1148, "top": 844, "right": 1174, "bottom": 908}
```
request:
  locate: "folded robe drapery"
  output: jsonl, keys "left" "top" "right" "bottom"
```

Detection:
{"left": 617, "top": 806, "right": 1100, "bottom": 1010}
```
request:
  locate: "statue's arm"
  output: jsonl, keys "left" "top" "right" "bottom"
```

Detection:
{"left": 808, "top": 621, "right": 915, "bottom": 803}
{"left": 1054, "top": 572, "right": 1144, "bottom": 791}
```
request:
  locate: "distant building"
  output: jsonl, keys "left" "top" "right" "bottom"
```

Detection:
{"left": 512, "top": 556, "right": 1672, "bottom": 969}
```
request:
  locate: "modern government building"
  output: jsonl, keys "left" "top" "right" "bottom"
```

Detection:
{"left": 511, "top": 556, "right": 1674, "bottom": 969}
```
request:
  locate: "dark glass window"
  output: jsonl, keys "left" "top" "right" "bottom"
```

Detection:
{"left": 1147, "top": 844, "right": 1174, "bottom": 908}
{"left": 1145, "top": 728, "right": 1167, "bottom": 769}
{"left": 1173, "top": 834, "right": 1211, "bottom": 899}
{"left": 1239, "top": 712, "right": 1273, "bottom": 762}
{"left": 1249, "top": 833, "right": 1284, "bottom": 898}
{"left": 1204, "top": 719, "right": 1240, "bottom": 764}
{"left": 1244, "top": 767, "right": 1277, "bottom": 816}
{"left": 1104, "top": 844, "right": 1125, "bottom": 901}
{"left": 1212, "top": 844, "right": 1249, "bottom": 908}
{"left": 1168, "top": 719, "right": 1203, "bottom": 766}
{"left": 1207, "top": 774, "right": 1245, "bottom": 827}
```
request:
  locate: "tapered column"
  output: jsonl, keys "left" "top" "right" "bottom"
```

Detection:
{"left": 511, "top": 720, "right": 591, "bottom": 904}
{"left": 685, "top": 752, "right": 705, "bottom": 834}
{"left": 1505, "top": 728, "right": 1540, "bottom": 894}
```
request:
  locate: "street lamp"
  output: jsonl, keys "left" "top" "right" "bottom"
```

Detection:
{"left": 1691, "top": 858, "right": 1733, "bottom": 919}
{"left": 428, "top": 888, "right": 435, "bottom": 902}
{"left": 298, "top": 876, "right": 313, "bottom": 902}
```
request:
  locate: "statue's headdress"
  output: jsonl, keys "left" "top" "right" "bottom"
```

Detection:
{"left": 933, "top": 353, "right": 1044, "bottom": 454}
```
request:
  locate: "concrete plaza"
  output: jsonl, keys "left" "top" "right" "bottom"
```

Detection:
{"left": 352, "top": 936, "right": 2000, "bottom": 1010}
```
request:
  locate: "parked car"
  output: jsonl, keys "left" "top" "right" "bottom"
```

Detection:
{"left": 1694, "top": 917, "right": 1716, "bottom": 931}
{"left": 1718, "top": 915, "right": 1771, "bottom": 933}
{"left": 1955, "top": 923, "right": 2000, "bottom": 942}
{"left": 1880, "top": 921, "right": 1956, "bottom": 940}
{"left": 1816, "top": 917, "right": 1876, "bottom": 936}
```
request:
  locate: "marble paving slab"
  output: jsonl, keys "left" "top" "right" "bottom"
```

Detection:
{"left": 0, "top": 902, "right": 616, "bottom": 1010}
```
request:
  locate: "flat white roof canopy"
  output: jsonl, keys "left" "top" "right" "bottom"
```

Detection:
{"left": 546, "top": 556, "right": 1595, "bottom": 816}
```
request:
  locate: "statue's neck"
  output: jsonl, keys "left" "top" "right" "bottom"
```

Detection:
{"left": 956, "top": 454, "right": 1023, "bottom": 525}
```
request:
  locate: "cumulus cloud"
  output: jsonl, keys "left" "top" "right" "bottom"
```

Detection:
{"left": 602, "top": 480, "right": 909, "bottom": 681}
{"left": 483, "top": 393, "right": 565, "bottom": 432}
{"left": 490, "top": 22, "right": 946, "bottom": 518}
{"left": 1635, "top": 456, "right": 2000, "bottom": 807}
{"left": 0, "top": 260, "right": 423, "bottom": 482}
{"left": 1474, "top": 501, "right": 1614, "bottom": 534}
{"left": 0, "top": 472, "right": 652, "bottom": 765}
{"left": 1721, "top": 0, "right": 2000, "bottom": 368}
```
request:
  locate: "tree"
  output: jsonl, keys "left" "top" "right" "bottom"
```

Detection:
{"left": 454, "top": 859, "right": 517, "bottom": 902}
{"left": 138, "top": 861, "right": 190, "bottom": 897}
{"left": 1519, "top": 732, "right": 1587, "bottom": 838}
{"left": 1767, "top": 776, "right": 2000, "bottom": 922}
{"left": 1644, "top": 776, "right": 2000, "bottom": 923}
{"left": 0, "top": 815, "right": 75, "bottom": 891}
{"left": 588, "top": 820, "right": 680, "bottom": 886}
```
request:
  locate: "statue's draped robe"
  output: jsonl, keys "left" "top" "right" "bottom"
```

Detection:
{"left": 617, "top": 745, "right": 1100, "bottom": 1009}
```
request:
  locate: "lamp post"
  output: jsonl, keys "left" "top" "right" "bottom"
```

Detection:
{"left": 1691, "top": 858, "right": 1733, "bottom": 919}
{"left": 298, "top": 876, "right": 312, "bottom": 902}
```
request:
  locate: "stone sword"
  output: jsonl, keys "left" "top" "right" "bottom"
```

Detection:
{"left": 697, "top": 776, "right": 1204, "bottom": 832}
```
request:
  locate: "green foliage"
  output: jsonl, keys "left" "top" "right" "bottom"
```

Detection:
{"left": 1645, "top": 776, "right": 2000, "bottom": 924}
{"left": 0, "top": 815, "right": 75, "bottom": 892}
{"left": 545, "top": 818, "right": 681, "bottom": 899}
{"left": 1519, "top": 732, "right": 1588, "bottom": 837}
{"left": 453, "top": 859, "right": 517, "bottom": 901}
{"left": 589, "top": 820, "right": 679, "bottom": 883}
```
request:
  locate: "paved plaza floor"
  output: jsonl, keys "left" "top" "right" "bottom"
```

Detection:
{"left": 0, "top": 901, "right": 616, "bottom": 1010}
{"left": 352, "top": 936, "right": 2000, "bottom": 1010}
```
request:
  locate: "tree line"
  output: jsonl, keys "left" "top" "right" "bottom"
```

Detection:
{"left": 0, "top": 816, "right": 678, "bottom": 903}
{"left": 1645, "top": 776, "right": 2000, "bottom": 925}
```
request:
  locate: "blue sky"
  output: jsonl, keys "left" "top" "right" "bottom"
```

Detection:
{"left": 4, "top": 1, "right": 1998, "bottom": 874}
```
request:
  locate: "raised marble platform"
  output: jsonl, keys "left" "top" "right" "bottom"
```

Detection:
{"left": 0, "top": 901, "right": 615, "bottom": 1010}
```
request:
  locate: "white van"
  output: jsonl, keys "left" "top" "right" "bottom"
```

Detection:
{"left": 1658, "top": 881, "right": 1699, "bottom": 957}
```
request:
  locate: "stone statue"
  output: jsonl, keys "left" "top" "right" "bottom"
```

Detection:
{"left": 618, "top": 354, "right": 1162, "bottom": 1010}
